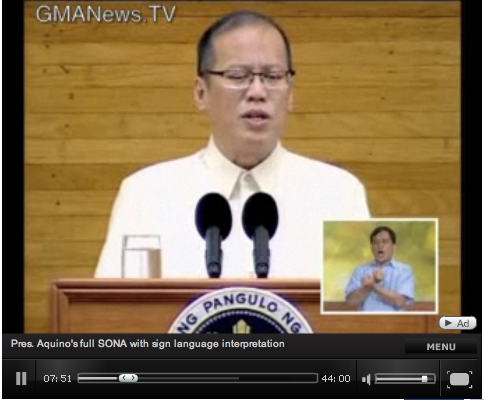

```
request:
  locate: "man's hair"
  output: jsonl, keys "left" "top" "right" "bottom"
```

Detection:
{"left": 370, "top": 226, "right": 397, "bottom": 244}
{"left": 197, "top": 11, "right": 293, "bottom": 76}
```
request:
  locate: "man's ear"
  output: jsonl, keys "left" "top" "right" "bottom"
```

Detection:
{"left": 194, "top": 77, "right": 208, "bottom": 111}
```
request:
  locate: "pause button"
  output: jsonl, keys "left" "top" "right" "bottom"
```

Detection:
{"left": 16, "top": 372, "right": 27, "bottom": 385}
{"left": 3, "top": 360, "right": 35, "bottom": 398}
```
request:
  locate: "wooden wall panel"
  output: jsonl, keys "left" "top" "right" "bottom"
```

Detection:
{"left": 27, "top": 242, "right": 104, "bottom": 267}
{"left": 25, "top": 2, "right": 461, "bottom": 18}
{"left": 26, "top": 138, "right": 459, "bottom": 164}
{"left": 27, "top": 240, "right": 459, "bottom": 269}
{"left": 24, "top": 1, "right": 461, "bottom": 333}
{"left": 27, "top": 17, "right": 459, "bottom": 43}
{"left": 27, "top": 87, "right": 459, "bottom": 113}
{"left": 26, "top": 112, "right": 460, "bottom": 139}
{"left": 26, "top": 163, "right": 460, "bottom": 191}
{"left": 27, "top": 65, "right": 459, "bottom": 88}
{"left": 26, "top": 215, "right": 460, "bottom": 243}
{"left": 26, "top": 189, "right": 459, "bottom": 217}
{"left": 26, "top": 41, "right": 459, "bottom": 66}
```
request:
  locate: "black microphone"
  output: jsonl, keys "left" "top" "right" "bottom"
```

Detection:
{"left": 242, "top": 192, "right": 278, "bottom": 278}
{"left": 195, "top": 193, "right": 232, "bottom": 278}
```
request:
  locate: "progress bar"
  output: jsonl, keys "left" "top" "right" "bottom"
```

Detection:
{"left": 78, "top": 372, "right": 318, "bottom": 384}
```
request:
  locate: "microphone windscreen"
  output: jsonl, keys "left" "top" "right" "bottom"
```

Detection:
{"left": 242, "top": 192, "right": 278, "bottom": 239}
{"left": 195, "top": 193, "right": 232, "bottom": 240}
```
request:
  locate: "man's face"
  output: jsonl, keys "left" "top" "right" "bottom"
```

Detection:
{"left": 371, "top": 230, "right": 396, "bottom": 265}
{"left": 194, "top": 23, "right": 294, "bottom": 165}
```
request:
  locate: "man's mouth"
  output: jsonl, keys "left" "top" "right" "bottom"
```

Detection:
{"left": 241, "top": 110, "right": 270, "bottom": 124}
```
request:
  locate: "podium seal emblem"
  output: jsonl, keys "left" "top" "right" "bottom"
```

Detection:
{"left": 168, "top": 287, "right": 313, "bottom": 333}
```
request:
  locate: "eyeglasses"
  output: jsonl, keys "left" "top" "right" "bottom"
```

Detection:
{"left": 203, "top": 68, "right": 296, "bottom": 90}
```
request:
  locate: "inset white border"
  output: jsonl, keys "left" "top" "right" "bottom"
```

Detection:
{"left": 320, "top": 218, "right": 439, "bottom": 316}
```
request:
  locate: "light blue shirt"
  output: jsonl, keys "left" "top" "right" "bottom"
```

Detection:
{"left": 345, "top": 259, "right": 415, "bottom": 311}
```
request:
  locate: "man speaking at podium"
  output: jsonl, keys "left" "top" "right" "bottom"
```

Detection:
{"left": 95, "top": 11, "right": 370, "bottom": 279}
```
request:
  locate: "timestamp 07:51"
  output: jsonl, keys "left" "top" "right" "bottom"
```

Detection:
{"left": 43, "top": 374, "right": 72, "bottom": 383}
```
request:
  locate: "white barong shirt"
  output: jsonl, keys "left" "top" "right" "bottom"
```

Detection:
{"left": 95, "top": 138, "right": 370, "bottom": 278}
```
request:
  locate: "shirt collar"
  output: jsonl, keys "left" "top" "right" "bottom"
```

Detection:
{"left": 370, "top": 258, "right": 396, "bottom": 268}
{"left": 202, "top": 135, "right": 284, "bottom": 199}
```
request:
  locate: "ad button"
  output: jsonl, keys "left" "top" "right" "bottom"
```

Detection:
{"left": 439, "top": 316, "right": 476, "bottom": 330}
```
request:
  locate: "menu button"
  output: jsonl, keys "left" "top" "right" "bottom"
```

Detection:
{"left": 405, "top": 339, "right": 477, "bottom": 354}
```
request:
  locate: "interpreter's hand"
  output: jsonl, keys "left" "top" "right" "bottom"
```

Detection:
{"left": 373, "top": 269, "right": 384, "bottom": 283}
{"left": 362, "top": 274, "right": 374, "bottom": 288}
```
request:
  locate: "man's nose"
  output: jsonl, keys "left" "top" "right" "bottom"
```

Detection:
{"left": 245, "top": 75, "right": 268, "bottom": 100}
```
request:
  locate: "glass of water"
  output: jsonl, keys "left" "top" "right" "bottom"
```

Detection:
{"left": 122, "top": 235, "right": 161, "bottom": 278}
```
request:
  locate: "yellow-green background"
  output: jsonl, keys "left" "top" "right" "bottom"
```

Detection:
{"left": 323, "top": 221, "right": 436, "bottom": 301}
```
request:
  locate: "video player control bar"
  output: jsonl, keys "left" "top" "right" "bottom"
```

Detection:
{"left": 4, "top": 358, "right": 480, "bottom": 399}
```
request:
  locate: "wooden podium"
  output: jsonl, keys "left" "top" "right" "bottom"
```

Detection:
{"left": 52, "top": 279, "right": 436, "bottom": 333}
